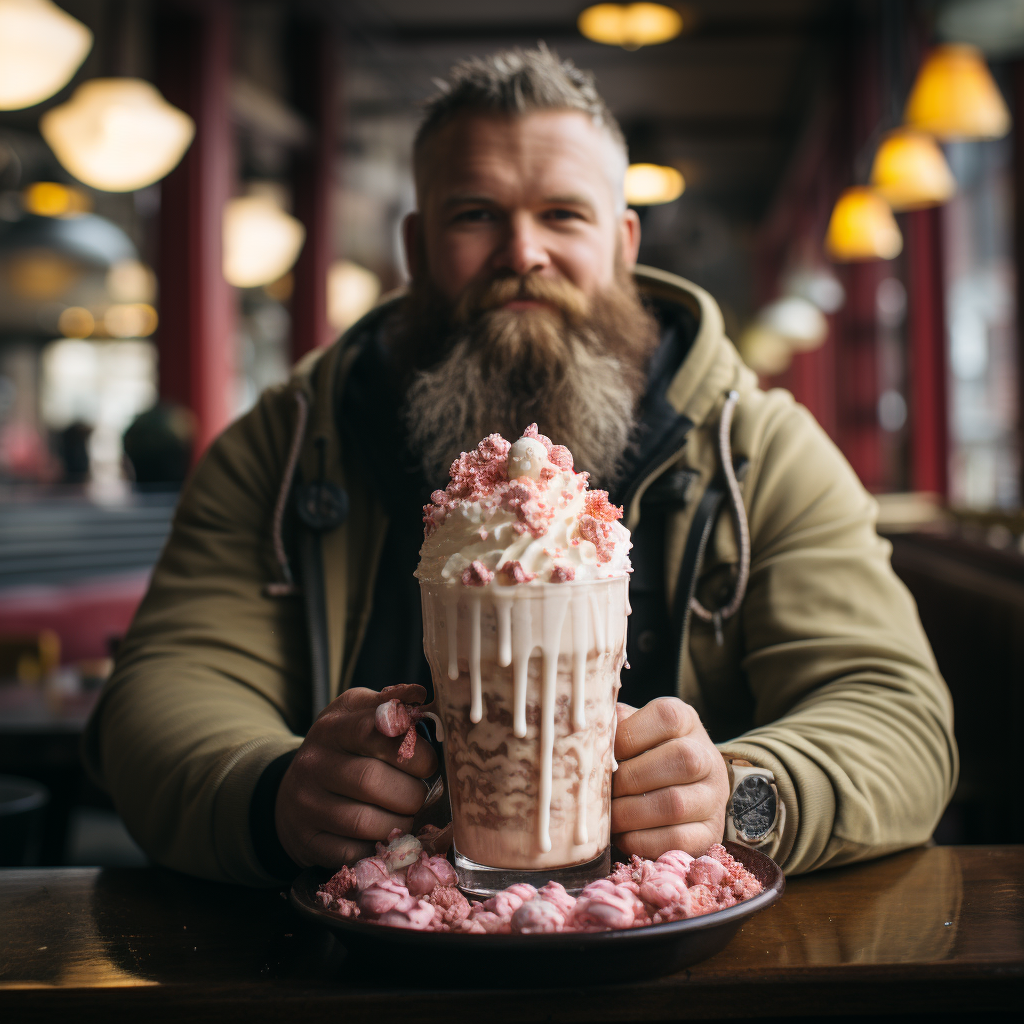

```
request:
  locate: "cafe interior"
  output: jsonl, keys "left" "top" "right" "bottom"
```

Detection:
{"left": 0, "top": 0, "right": 1021, "bottom": 1018}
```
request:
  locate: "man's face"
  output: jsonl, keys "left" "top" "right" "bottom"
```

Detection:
{"left": 405, "top": 110, "right": 640, "bottom": 305}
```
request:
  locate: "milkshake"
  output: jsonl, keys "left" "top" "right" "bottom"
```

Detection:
{"left": 415, "top": 426, "right": 631, "bottom": 895}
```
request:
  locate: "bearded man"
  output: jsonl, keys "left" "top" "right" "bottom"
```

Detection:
{"left": 84, "top": 48, "right": 956, "bottom": 885}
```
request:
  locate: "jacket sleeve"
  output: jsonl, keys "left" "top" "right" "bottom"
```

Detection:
{"left": 82, "top": 386, "right": 310, "bottom": 885}
{"left": 709, "top": 392, "right": 958, "bottom": 875}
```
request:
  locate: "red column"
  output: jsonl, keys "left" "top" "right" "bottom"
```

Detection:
{"left": 905, "top": 207, "right": 949, "bottom": 497}
{"left": 154, "top": 0, "right": 236, "bottom": 458}
{"left": 289, "top": 18, "right": 338, "bottom": 360}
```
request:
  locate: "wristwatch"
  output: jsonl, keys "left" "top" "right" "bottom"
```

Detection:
{"left": 723, "top": 757, "right": 785, "bottom": 849}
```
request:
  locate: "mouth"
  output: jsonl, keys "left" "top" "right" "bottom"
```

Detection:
{"left": 502, "top": 298, "right": 554, "bottom": 312}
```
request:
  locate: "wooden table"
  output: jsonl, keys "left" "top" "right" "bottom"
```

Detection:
{"left": 1, "top": 846, "right": 1020, "bottom": 1021}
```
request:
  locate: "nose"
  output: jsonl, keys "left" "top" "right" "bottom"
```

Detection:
{"left": 493, "top": 212, "right": 551, "bottom": 277}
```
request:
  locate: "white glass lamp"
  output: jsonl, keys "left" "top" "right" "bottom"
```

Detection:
{"left": 223, "top": 196, "right": 306, "bottom": 289}
{"left": 0, "top": 0, "right": 92, "bottom": 111}
{"left": 40, "top": 78, "right": 195, "bottom": 192}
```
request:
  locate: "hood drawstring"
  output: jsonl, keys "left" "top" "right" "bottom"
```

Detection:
{"left": 264, "top": 390, "right": 309, "bottom": 597}
{"left": 689, "top": 390, "right": 750, "bottom": 644}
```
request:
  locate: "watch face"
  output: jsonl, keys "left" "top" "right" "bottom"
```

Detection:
{"left": 731, "top": 775, "right": 777, "bottom": 841}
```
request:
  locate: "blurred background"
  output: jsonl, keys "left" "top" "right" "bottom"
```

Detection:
{"left": 0, "top": 0, "right": 1021, "bottom": 867}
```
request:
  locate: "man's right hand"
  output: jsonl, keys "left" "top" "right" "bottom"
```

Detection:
{"left": 275, "top": 684, "right": 438, "bottom": 870}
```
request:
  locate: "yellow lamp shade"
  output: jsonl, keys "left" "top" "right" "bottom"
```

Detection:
{"left": 624, "top": 163, "right": 685, "bottom": 205}
{"left": 904, "top": 44, "right": 1010, "bottom": 140}
{"left": 223, "top": 196, "right": 306, "bottom": 288}
{"left": 869, "top": 129, "right": 956, "bottom": 211}
{"left": 0, "top": 0, "right": 92, "bottom": 111}
{"left": 578, "top": 3, "right": 683, "bottom": 50}
{"left": 40, "top": 78, "right": 195, "bottom": 192}
{"left": 825, "top": 187, "right": 903, "bottom": 262}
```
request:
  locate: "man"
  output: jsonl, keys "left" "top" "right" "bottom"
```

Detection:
{"left": 85, "top": 48, "right": 956, "bottom": 885}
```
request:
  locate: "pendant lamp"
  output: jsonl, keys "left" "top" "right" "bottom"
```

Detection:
{"left": 0, "top": 0, "right": 92, "bottom": 111}
{"left": 825, "top": 187, "right": 903, "bottom": 262}
{"left": 869, "top": 128, "right": 956, "bottom": 210}
{"left": 624, "top": 163, "right": 685, "bottom": 205}
{"left": 904, "top": 44, "right": 1010, "bottom": 140}
{"left": 40, "top": 79, "right": 195, "bottom": 192}
{"left": 223, "top": 196, "right": 306, "bottom": 289}
{"left": 578, "top": 4, "right": 683, "bottom": 50}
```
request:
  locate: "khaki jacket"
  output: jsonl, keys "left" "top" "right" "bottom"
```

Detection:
{"left": 84, "top": 267, "right": 957, "bottom": 885}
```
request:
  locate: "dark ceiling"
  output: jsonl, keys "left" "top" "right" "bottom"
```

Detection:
{"left": 340, "top": 0, "right": 847, "bottom": 225}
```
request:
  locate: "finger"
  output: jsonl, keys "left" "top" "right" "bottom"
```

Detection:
{"left": 322, "top": 753, "right": 431, "bottom": 816}
{"left": 612, "top": 821, "right": 722, "bottom": 862}
{"left": 319, "top": 708, "right": 439, "bottom": 778}
{"left": 615, "top": 702, "right": 638, "bottom": 725}
{"left": 333, "top": 687, "right": 387, "bottom": 713}
{"left": 611, "top": 782, "right": 718, "bottom": 834}
{"left": 615, "top": 697, "right": 699, "bottom": 761}
{"left": 613, "top": 735, "right": 715, "bottom": 796}
{"left": 314, "top": 792, "right": 414, "bottom": 842}
{"left": 301, "top": 832, "right": 377, "bottom": 872}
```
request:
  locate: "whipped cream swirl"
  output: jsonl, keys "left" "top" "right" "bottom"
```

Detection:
{"left": 415, "top": 425, "right": 632, "bottom": 586}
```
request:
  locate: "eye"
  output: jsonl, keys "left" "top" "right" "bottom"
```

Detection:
{"left": 452, "top": 208, "right": 496, "bottom": 223}
{"left": 545, "top": 208, "right": 585, "bottom": 222}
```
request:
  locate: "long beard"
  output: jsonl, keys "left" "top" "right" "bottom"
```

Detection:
{"left": 399, "top": 267, "right": 660, "bottom": 488}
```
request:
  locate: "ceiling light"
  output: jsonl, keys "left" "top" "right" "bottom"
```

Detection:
{"left": 103, "top": 303, "right": 158, "bottom": 338}
{"left": 782, "top": 266, "right": 845, "bottom": 313}
{"left": 223, "top": 196, "right": 306, "bottom": 288}
{"left": 58, "top": 305, "right": 94, "bottom": 338}
{"left": 825, "top": 187, "right": 903, "bottom": 262}
{"left": 578, "top": 3, "right": 684, "bottom": 50}
{"left": 328, "top": 260, "right": 381, "bottom": 333}
{"left": 23, "top": 181, "right": 91, "bottom": 218}
{"left": 624, "top": 163, "right": 685, "bottom": 205}
{"left": 869, "top": 128, "right": 956, "bottom": 211}
{"left": 739, "top": 324, "right": 793, "bottom": 377}
{"left": 757, "top": 297, "right": 828, "bottom": 352}
{"left": 904, "top": 44, "right": 1010, "bottom": 140}
{"left": 0, "top": 0, "right": 92, "bottom": 111}
{"left": 106, "top": 259, "right": 156, "bottom": 303}
{"left": 40, "top": 78, "right": 195, "bottom": 192}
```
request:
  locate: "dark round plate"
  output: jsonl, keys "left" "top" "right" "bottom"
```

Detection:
{"left": 289, "top": 841, "right": 784, "bottom": 985}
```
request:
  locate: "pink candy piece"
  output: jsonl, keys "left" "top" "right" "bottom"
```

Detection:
{"left": 356, "top": 879, "right": 416, "bottom": 918}
{"left": 639, "top": 865, "right": 692, "bottom": 912}
{"left": 656, "top": 849, "right": 695, "bottom": 876}
{"left": 502, "top": 560, "right": 537, "bottom": 585}
{"left": 352, "top": 856, "right": 390, "bottom": 891}
{"left": 406, "top": 852, "right": 459, "bottom": 896}
{"left": 378, "top": 832, "right": 424, "bottom": 873}
{"left": 549, "top": 564, "right": 575, "bottom": 583}
{"left": 377, "top": 899, "right": 436, "bottom": 930}
{"left": 572, "top": 880, "right": 643, "bottom": 931}
{"left": 512, "top": 897, "right": 567, "bottom": 934}
{"left": 375, "top": 699, "right": 412, "bottom": 738}
{"left": 687, "top": 855, "right": 728, "bottom": 889}
{"left": 536, "top": 880, "right": 577, "bottom": 916}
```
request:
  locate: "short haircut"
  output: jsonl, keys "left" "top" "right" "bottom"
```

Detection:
{"left": 413, "top": 45, "right": 629, "bottom": 209}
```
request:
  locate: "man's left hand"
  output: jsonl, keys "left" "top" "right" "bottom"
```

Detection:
{"left": 611, "top": 697, "right": 730, "bottom": 860}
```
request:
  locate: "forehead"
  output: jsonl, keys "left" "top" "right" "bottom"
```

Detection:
{"left": 417, "top": 110, "right": 622, "bottom": 209}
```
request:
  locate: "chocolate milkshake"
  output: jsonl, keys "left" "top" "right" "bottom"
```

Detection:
{"left": 416, "top": 426, "right": 631, "bottom": 895}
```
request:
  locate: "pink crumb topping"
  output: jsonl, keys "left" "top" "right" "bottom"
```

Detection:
{"left": 460, "top": 560, "right": 494, "bottom": 586}
{"left": 549, "top": 564, "right": 575, "bottom": 583}
{"left": 315, "top": 838, "right": 763, "bottom": 934}
{"left": 502, "top": 560, "right": 537, "bottom": 585}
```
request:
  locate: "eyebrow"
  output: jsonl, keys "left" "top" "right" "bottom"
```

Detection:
{"left": 441, "top": 192, "right": 596, "bottom": 209}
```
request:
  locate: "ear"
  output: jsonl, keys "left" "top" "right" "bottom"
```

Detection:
{"left": 618, "top": 209, "right": 641, "bottom": 268}
{"left": 401, "top": 211, "right": 421, "bottom": 280}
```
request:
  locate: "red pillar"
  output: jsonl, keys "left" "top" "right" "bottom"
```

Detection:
{"left": 905, "top": 207, "right": 949, "bottom": 497}
{"left": 289, "top": 18, "right": 338, "bottom": 360}
{"left": 155, "top": 0, "right": 236, "bottom": 458}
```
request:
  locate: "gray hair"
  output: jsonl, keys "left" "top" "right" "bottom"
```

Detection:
{"left": 413, "top": 46, "right": 629, "bottom": 209}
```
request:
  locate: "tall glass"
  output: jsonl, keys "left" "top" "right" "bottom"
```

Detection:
{"left": 419, "top": 575, "right": 629, "bottom": 897}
